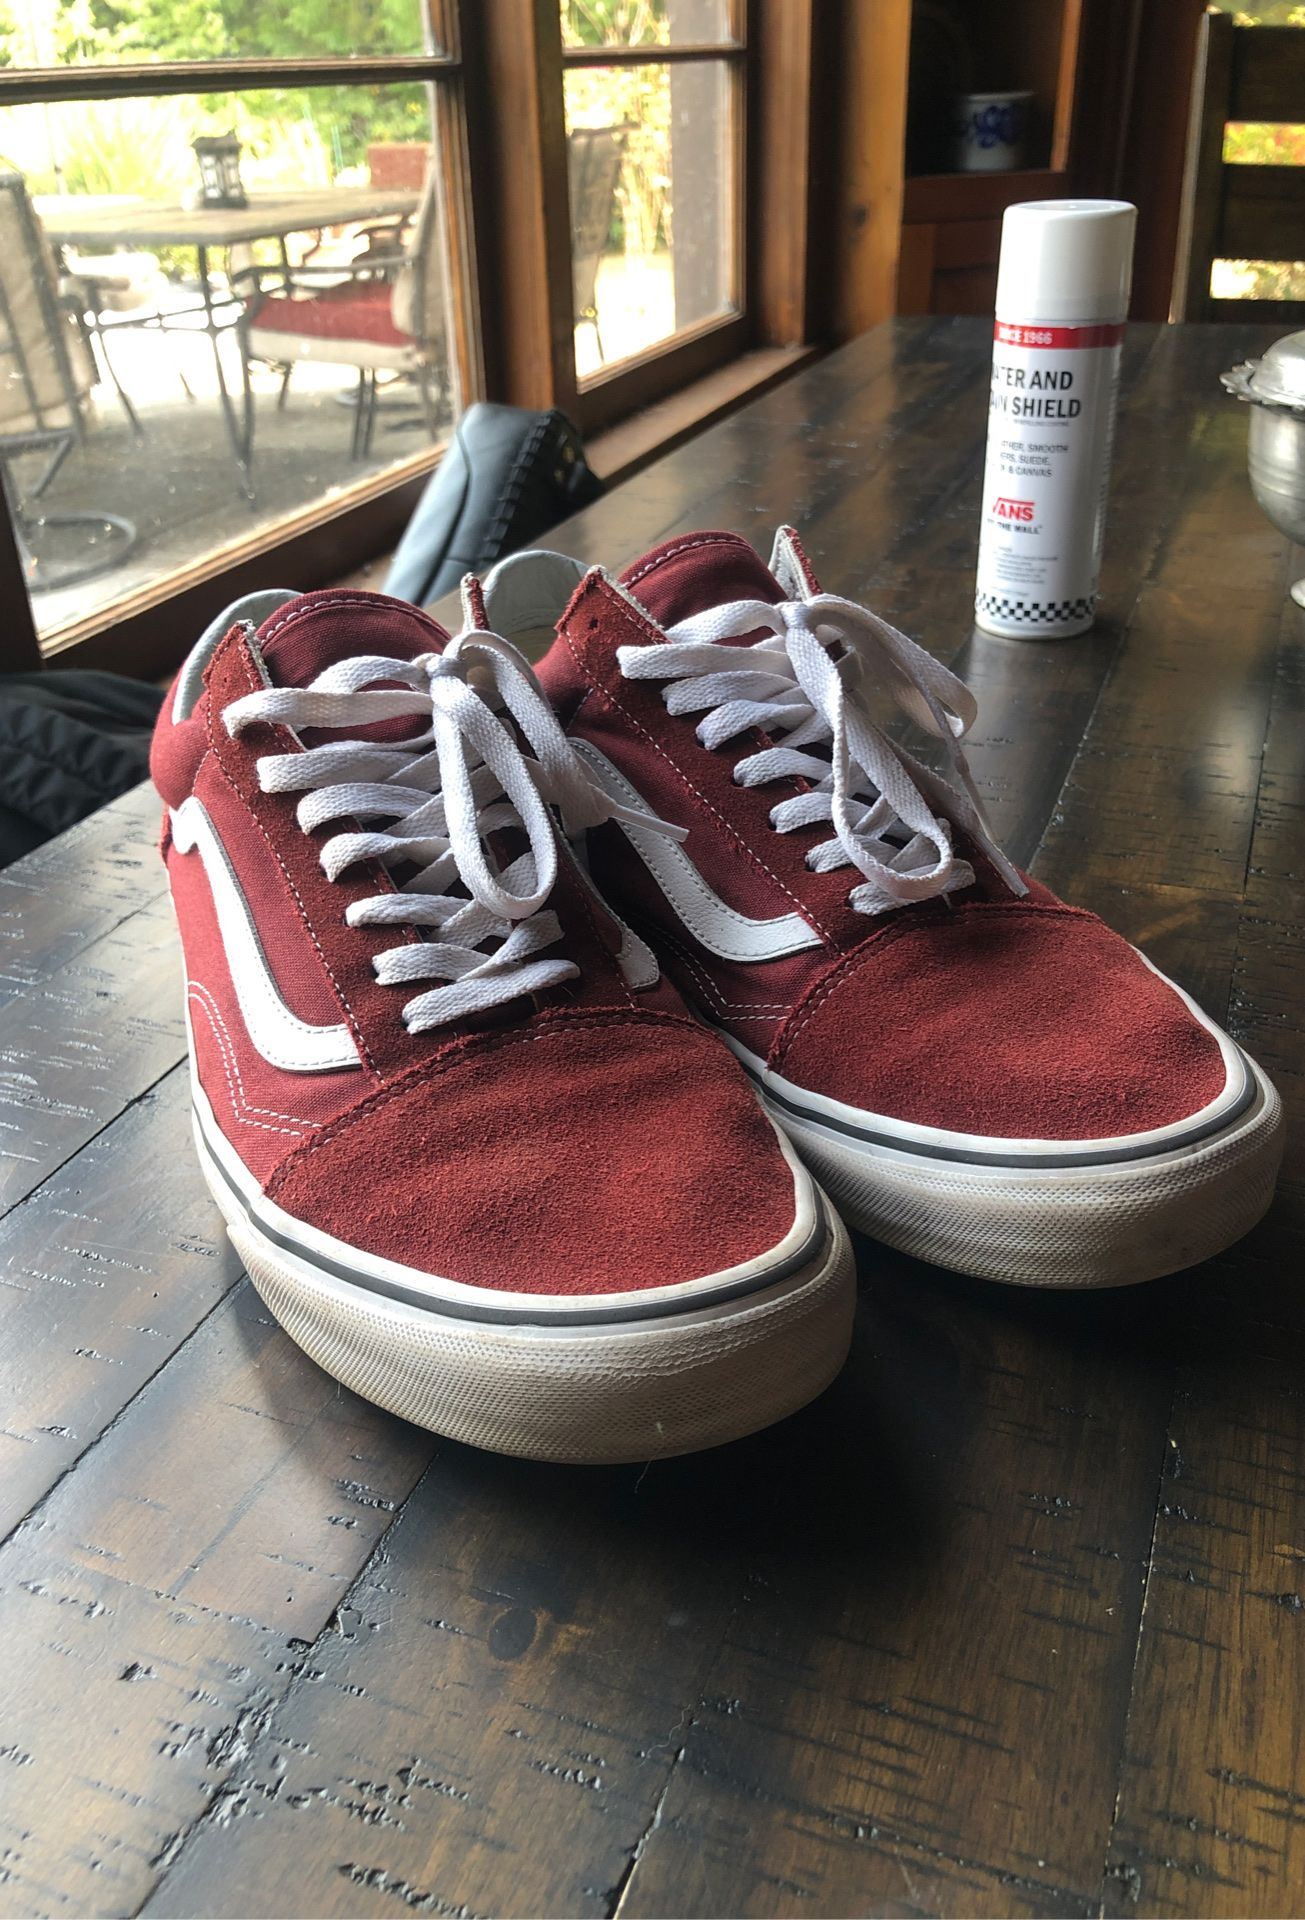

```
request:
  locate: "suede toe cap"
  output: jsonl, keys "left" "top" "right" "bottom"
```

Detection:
{"left": 266, "top": 1011, "right": 801, "bottom": 1294}
{"left": 774, "top": 904, "right": 1229, "bottom": 1141}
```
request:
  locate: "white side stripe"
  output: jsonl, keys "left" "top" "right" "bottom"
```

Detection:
{"left": 570, "top": 741, "right": 823, "bottom": 964}
{"left": 170, "top": 798, "right": 363, "bottom": 1073}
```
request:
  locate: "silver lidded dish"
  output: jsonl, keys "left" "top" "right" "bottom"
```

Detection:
{"left": 1222, "top": 330, "right": 1305, "bottom": 607}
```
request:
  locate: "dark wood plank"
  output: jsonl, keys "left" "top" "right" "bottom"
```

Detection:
{"left": 608, "top": 1287, "right": 1173, "bottom": 1919}
{"left": 1102, "top": 1321, "right": 1305, "bottom": 1918}
{"left": 0, "top": 1069, "right": 237, "bottom": 1539}
{"left": 1102, "top": 595, "right": 1305, "bottom": 1917}
{"left": 143, "top": 1440, "right": 757, "bottom": 1920}
{"left": 1033, "top": 580, "right": 1284, "bottom": 899}
{"left": 1223, "top": 163, "right": 1305, "bottom": 265}
{"left": 0, "top": 782, "right": 164, "bottom": 1013}
{"left": 1229, "top": 20, "right": 1305, "bottom": 123}
{"left": 0, "top": 1277, "right": 434, "bottom": 1918}
{"left": 0, "top": 890, "right": 184, "bottom": 1215}
{"left": 554, "top": 324, "right": 1289, "bottom": 1918}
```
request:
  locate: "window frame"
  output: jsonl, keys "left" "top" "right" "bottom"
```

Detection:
{"left": 0, "top": 0, "right": 819, "bottom": 676}
{"left": 555, "top": 16, "right": 750, "bottom": 434}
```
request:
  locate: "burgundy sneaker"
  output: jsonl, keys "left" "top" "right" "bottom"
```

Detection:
{"left": 472, "top": 531, "right": 1284, "bottom": 1288}
{"left": 150, "top": 587, "right": 853, "bottom": 1461}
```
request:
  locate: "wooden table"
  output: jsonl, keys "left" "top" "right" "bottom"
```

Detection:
{"left": 36, "top": 187, "right": 420, "bottom": 252}
{"left": 37, "top": 188, "right": 421, "bottom": 500}
{"left": 2, "top": 318, "right": 1303, "bottom": 1920}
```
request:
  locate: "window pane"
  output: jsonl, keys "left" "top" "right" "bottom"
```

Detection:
{"left": 1212, "top": 259, "right": 1305, "bottom": 299}
{"left": 565, "top": 60, "right": 736, "bottom": 382}
{"left": 0, "top": 0, "right": 434, "bottom": 65}
{"left": 0, "top": 84, "right": 455, "bottom": 644}
{"left": 561, "top": 0, "right": 733, "bottom": 51}
{"left": 1225, "top": 124, "right": 1305, "bottom": 164}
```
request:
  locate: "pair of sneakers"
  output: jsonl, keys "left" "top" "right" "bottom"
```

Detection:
{"left": 152, "top": 527, "right": 1283, "bottom": 1464}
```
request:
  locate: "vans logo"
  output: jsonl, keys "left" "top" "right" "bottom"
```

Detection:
{"left": 992, "top": 497, "right": 1035, "bottom": 522}
{"left": 170, "top": 798, "right": 363, "bottom": 1074}
{"left": 568, "top": 741, "right": 824, "bottom": 965}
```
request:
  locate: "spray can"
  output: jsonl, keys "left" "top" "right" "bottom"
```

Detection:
{"left": 974, "top": 199, "right": 1137, "bottom": 639}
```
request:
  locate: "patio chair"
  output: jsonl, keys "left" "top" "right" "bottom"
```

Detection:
{"left": 61, "top": 247, "right": 178, "bottom": 433}
{"left": 236, "top": 166, "right": 449, "bottom": 460}
{"left": 568, "top": 126, "right": 627, "bottom": 363}
{"left": 0, "top": 171, "right": 136, "bottom": 591}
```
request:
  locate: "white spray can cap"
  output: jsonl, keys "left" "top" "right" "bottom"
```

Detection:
{"left": 995, "top": 198, "right": 1137, "bottom": 324}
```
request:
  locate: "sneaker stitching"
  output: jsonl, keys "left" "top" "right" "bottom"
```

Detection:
{"left": 623, "top": 533, "right": 741, "bottom": 590}
{"left": 187, "top": 984, "right": 314, "bottom": 1134}
{"left": 650, "top": 924, "right": 789, "bottom": 1017}
{"left": 264, "top": 1007, "right": 713, "bottom": 1196}
{"left": 560, "top": 609, "right": 838, "bottom": 946}
{"left": 256, "top": 594, "right": 438, "bottom": 648}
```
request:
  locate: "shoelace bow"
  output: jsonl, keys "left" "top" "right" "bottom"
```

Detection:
{"left": 617, "top": 592, "right": 1025, "bottom": 914}
{"left": 224, "top": 631, "right": 673, "bottom": 1031}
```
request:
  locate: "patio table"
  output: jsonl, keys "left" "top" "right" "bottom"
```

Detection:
{"left": 38, "top": 186, "right": 420, "bottom": 499}
{"left": 1, "top": 317, "right": 1303, "bottom": 1920}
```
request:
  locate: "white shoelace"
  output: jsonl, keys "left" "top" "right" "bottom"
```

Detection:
{"left": 224, "top": 631, "right": 668, "bottom": 1031}
{"left": 618, "top": 592, "right": 1025, "bottom": 914}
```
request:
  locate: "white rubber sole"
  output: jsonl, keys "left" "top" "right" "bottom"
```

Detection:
{"left": 191, "top": 1090, "right": 856, "bottom": 1464}
{"left": 722, "top": 1040, "right": 1284, "bottom": 1290}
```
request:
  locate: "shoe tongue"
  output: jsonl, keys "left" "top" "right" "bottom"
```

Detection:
{"left": 255, "top": 588, "right": 449, "bottom": 688}
{"left": 620, "top": 531, "right": 783, "bottom": 637}
{"left": 255, "top": 589, "right": 450, "bottom": 747}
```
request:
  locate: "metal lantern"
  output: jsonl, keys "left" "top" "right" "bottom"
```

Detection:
{"left": 192, "top": 131, "right": 246, "bottom": 209}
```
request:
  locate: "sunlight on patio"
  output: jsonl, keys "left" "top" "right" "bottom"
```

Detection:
{"left": 574, "top": 252, "right": 675, "bottom": 379}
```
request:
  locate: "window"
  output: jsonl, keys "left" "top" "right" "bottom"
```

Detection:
{"left": 0, "top": 0, "right": 470, "bottom": 662}
{"left": 561, "top": 1, "right": 742, "bottom": 402}
{"left": 0, "top": 0, "right": 818, "bottom": 673}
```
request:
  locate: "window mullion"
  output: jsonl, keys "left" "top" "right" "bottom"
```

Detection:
{"left": 462, "top": 0, "right": 577, "bottom": 415}
{"left": 748, "top": 0, "right": 816, "bottom": 348}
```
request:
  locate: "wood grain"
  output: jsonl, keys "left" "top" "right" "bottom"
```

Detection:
{"left": 0, "top": 1277, "right": 435, "bottom": 1916}
{"left": 1, "top": 318, "right": 1302, "bottom": 1920}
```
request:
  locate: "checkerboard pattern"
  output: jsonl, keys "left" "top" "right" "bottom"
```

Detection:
{"left": 976, "top": 591, "right": 1095, "bottom": 628}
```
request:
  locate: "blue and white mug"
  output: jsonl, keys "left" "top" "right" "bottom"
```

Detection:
{"left": 954, "top": 90, "right": 1034, "bottom": 173}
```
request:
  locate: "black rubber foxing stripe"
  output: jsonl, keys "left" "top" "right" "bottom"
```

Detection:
{"left": 195, "top": 1099, "right": 832, "bottom": 1328}
{"left": 737, "top": 1052, "right": 1258, "bottom": 1172}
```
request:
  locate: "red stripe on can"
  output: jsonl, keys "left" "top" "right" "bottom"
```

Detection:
{"left": 994, "top": 320, "right": 1126, "bottom": 349}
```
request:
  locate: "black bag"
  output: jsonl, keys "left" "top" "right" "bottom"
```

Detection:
{"left": 385, "top": 403, "right": 602, "bottom": 609}
{"left": 0, "top": 670, "right": 163, "bottom": 869}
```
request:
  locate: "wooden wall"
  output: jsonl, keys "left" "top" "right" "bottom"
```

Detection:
{"left": 813, "top": 0, "right": 1210, "bottom": 334}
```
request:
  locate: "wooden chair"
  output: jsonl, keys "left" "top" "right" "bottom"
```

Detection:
{"left": 1174, "top": 8, "right": 1305, "bottom": 323}
{"left": 236, "top": 166, "right": 449, "bottom": 460}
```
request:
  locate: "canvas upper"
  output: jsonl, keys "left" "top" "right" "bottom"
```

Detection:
{"left": 151, "top": 586, "right": 821, "bottom": 1301}
{"left": 504, "top": 529, "right": 1239, "bottom": 1149}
